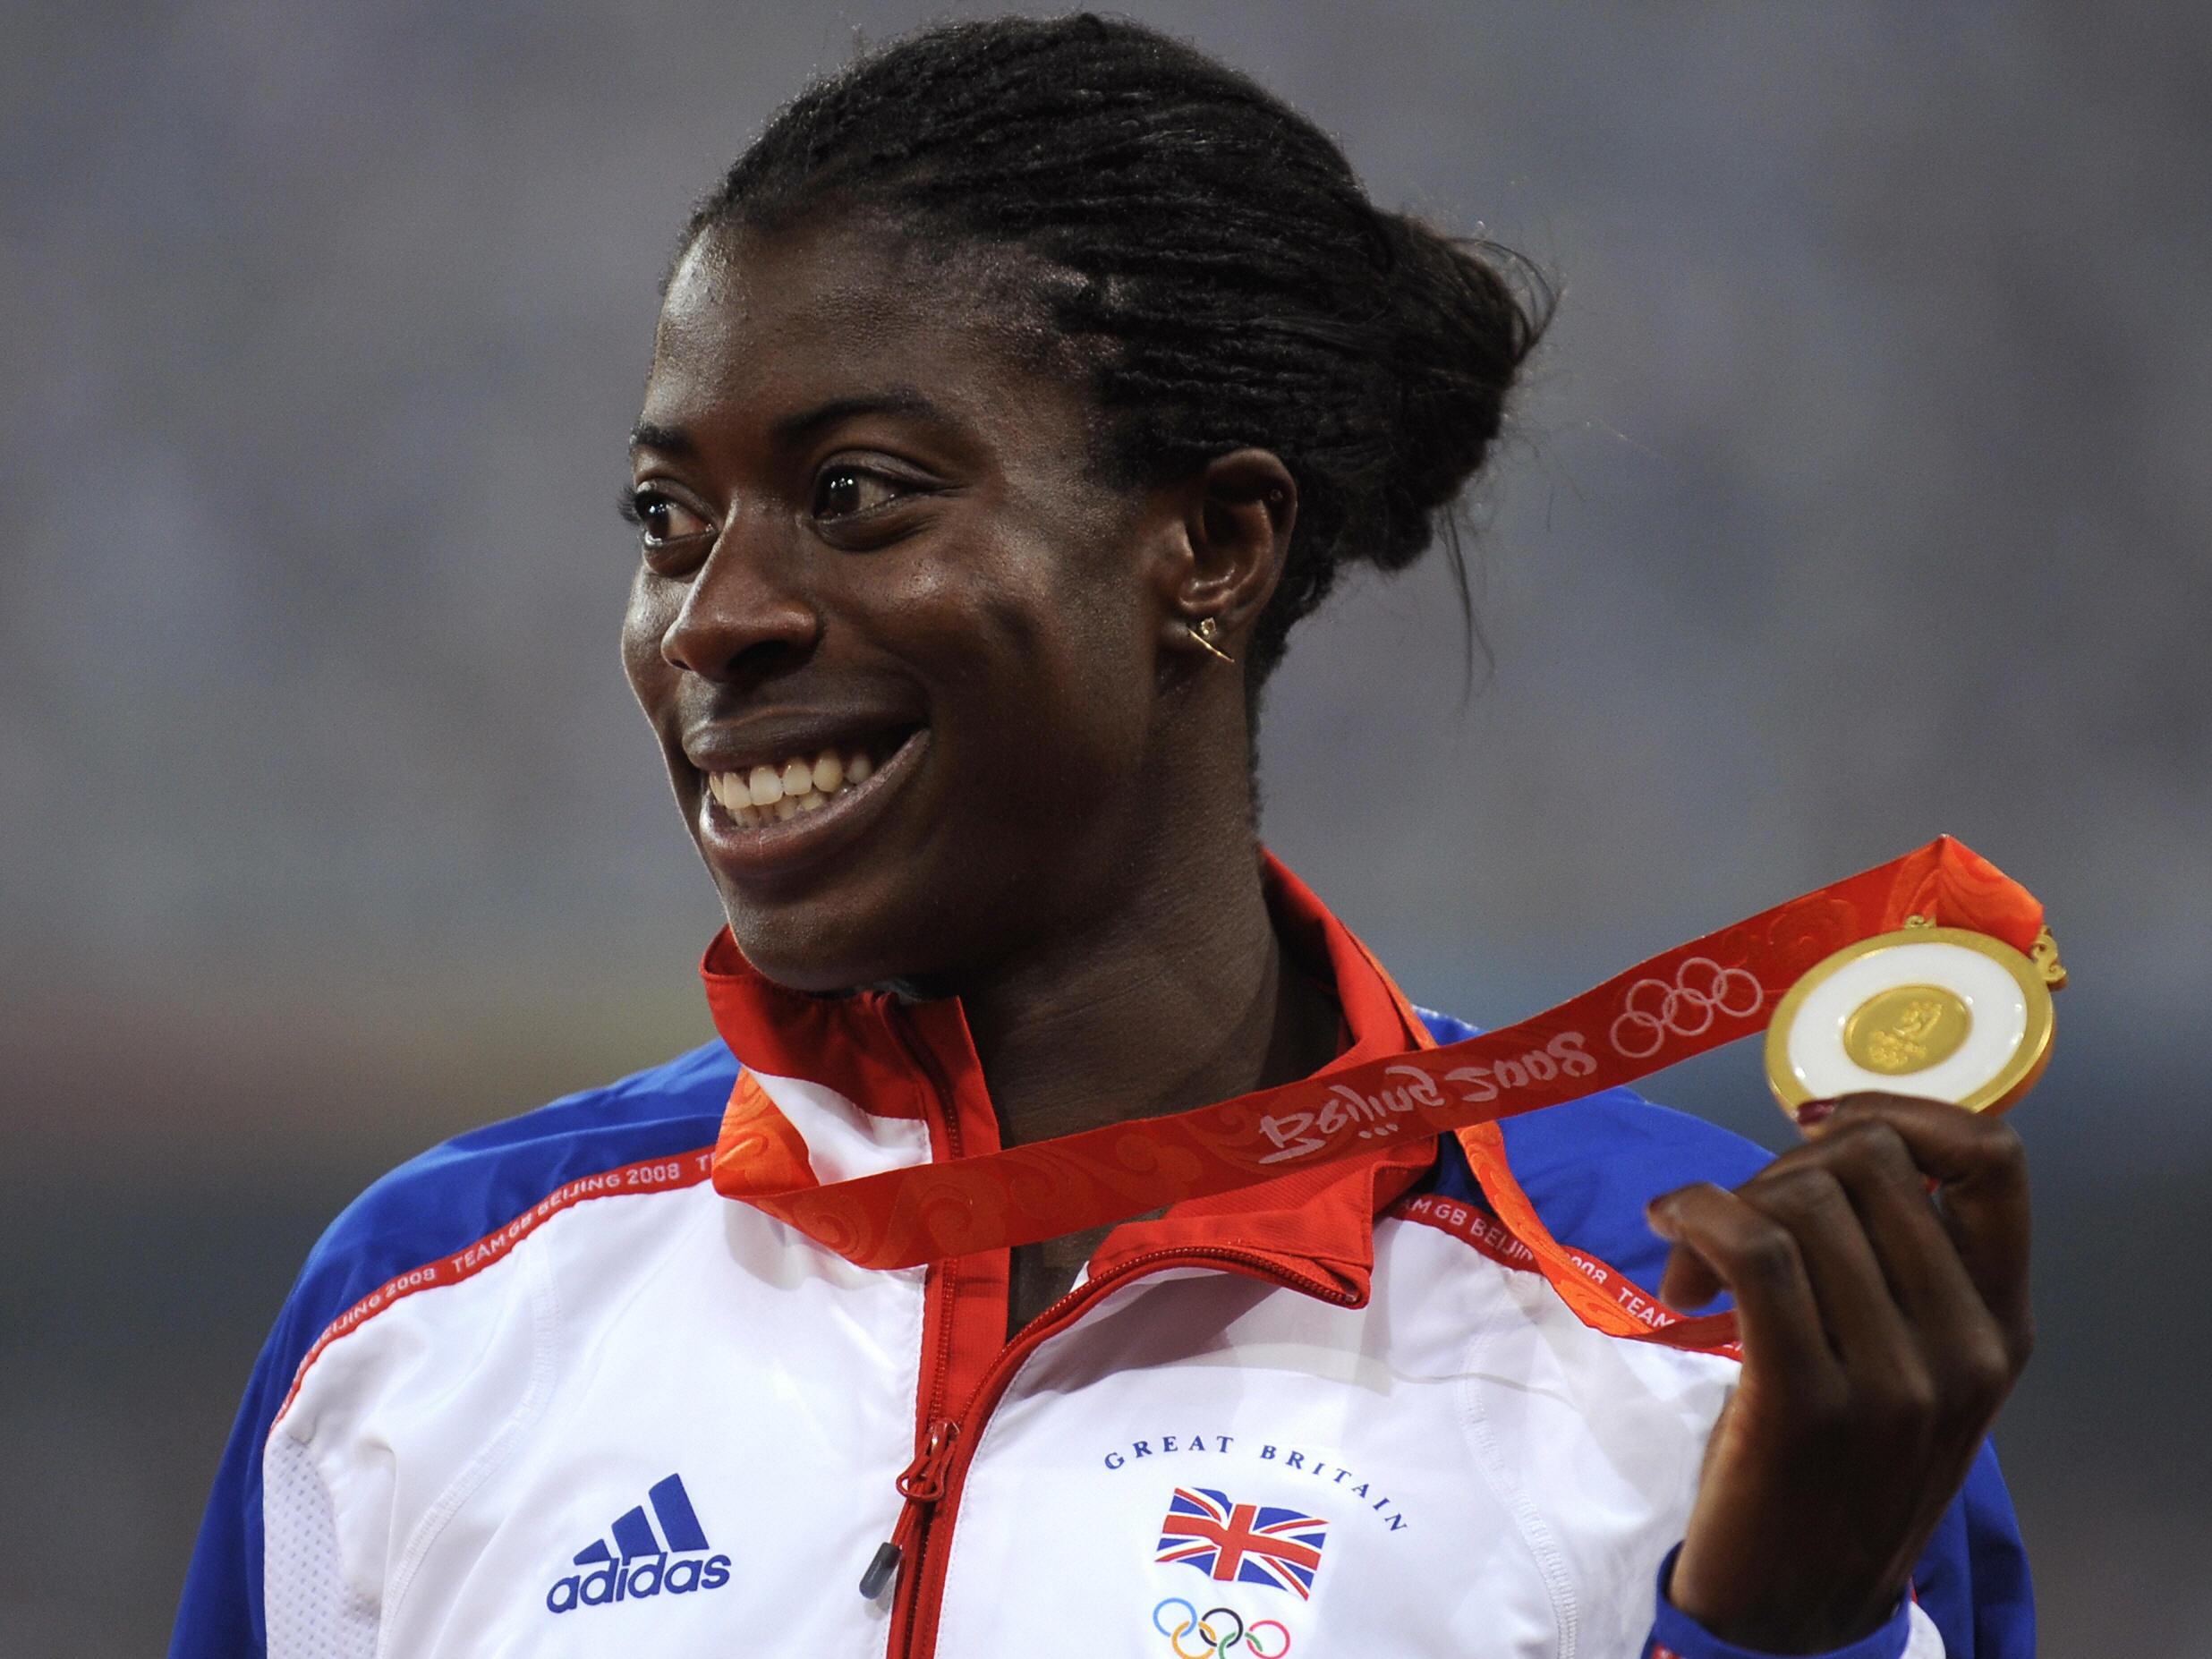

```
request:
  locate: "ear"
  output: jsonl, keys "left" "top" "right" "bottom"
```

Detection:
{"left": 1152, "top": 448, "right": 1297, "bottom": 667}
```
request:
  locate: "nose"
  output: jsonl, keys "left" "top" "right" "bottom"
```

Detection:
{"left": 659, "top": 513, "right": 820, "bottom": 683}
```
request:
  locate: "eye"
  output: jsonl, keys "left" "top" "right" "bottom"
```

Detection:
{"left": 812, "top": 465, "right": 906, "bottom": 523}
{"left": 620, "top": 487, "right": 712, "bottom": 548}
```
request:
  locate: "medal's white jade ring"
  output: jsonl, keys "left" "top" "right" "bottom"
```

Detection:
{"left": 1765, "top": 922, "right": 2063, "bottom": 1119}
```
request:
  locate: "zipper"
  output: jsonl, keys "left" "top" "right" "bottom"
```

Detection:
{"left": 875, "top": 1000, "right": 983, "bottom": 1651}
{"left": 859, "top": 1417, "right": 961, "bottom": 1598}
{"left": 882, "top": 1245, "right": 1357, "bottom": 1659}
{"left": 891, "top": 1002, "right": 968, "bottom": 1442}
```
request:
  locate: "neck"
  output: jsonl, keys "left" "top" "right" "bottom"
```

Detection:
{"left": 945, "top": 811, "right": 1346, "bottom": 1335}
{"left": 947, "top": 817, "right": 1341, "bottom": 1153}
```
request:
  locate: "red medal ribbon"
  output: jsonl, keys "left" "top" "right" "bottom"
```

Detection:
{"left": 712, "top": 836, "right": 2046, "bottom": 1349}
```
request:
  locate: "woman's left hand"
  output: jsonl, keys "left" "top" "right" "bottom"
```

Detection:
{"left": 1647, "top": 1093, "right": 2034, "bottom": 1654}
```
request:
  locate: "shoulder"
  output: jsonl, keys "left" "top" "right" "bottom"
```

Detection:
{"left": 1416, "top": 1007, "right": 1774, "bottom": 1290}
{"left": 285, "top": 1040, "right": 739, "bottom": 1349}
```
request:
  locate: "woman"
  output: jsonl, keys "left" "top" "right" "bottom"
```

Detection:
{"left": 174, "top": 16, "right": 2033, "bottom": 1657}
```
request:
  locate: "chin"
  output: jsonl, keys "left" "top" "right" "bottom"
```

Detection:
{"left": 717, "top": 886, "right": 947, "bottom": 998}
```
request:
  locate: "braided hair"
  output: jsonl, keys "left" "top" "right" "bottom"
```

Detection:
{"left": 681, "top": 13, "right": 1549, "bottom": 692}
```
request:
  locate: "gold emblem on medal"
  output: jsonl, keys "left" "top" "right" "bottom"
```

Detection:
{"left": 1765, "top": 923, "right": 2063, "bottom": 1121}
{"left": 1842, "top": 984, "right": 1973, "bottom": 1075}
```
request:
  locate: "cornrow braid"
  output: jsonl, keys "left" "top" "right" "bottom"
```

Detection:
{"left": 683, "top": 13, "right": 1550, "bottom": 693}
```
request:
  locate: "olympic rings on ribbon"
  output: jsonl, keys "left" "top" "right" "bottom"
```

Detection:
{"left": 1151, "top": 1597, "right": 1293, "bottom": 1656}
{"left": 1609, "top": 957, "right": 1763, "bottom": 1058}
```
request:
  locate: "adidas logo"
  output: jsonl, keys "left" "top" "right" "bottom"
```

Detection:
{"left": 544, "top": 1474, "right": 732, "bottom": 1614}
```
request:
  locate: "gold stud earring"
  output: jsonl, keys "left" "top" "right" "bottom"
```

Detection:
{"left": 1188, "top": 617, "right": 1237, "bottom": 665}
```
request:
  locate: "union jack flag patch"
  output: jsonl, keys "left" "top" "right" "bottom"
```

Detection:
{"left": 1154, "top": 1487, "right": 1328, "bottom": 1599}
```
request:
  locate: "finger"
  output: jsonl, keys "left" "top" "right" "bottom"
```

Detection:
{"left": 1649, "top": 1191, "right": 1724, "bottom": 1308}
{"left": 1656, "top": 1232, "right": 1723, "bottom": 1311}
{"left": 1647, "top": 1183, "right": 1837, "bottom": 1381}
{"left": 1808, "top": 1094, "right": 2032, "bottom": 1348}
{"left": 1731, "top": 1158, "right": 1922, "bottom": 1382}
{"left": 1772, "top": 1114, "right": 1995, "bottom": 1326}
{"left": 1755, "top": 1118, "right": 1971, "bottom": 1316}
{"left": 1806, "top": 1115, "right": 2023, "bottom": 1417}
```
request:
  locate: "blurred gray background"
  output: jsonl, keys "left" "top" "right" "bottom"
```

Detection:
{"left": 4, "top": 1, "right": 2207, "bottom": 1652}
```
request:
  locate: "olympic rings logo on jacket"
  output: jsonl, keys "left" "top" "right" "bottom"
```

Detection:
{"left": 1608, "top": 958, "right": 1763, "bottom": 1058}
{"left": 1152, "top": 1597, "right": 1292, "bottom": 1657}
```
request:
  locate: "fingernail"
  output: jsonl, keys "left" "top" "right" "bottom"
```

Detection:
{"left": 1794, "top": 1100, "right": 1836, "bottom": 1129}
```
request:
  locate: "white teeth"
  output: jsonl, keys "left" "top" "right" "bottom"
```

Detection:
{"left": 707, "top": 737, "right": 898, "bottom": 830}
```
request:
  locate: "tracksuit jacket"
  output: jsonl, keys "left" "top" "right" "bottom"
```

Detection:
{"left": 172, "top": 860, "right": 2035, "bottom": 1657}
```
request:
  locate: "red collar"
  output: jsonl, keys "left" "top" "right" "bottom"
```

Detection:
{"left": 701, "top": 851, "right": 1438, "bottom": 1303}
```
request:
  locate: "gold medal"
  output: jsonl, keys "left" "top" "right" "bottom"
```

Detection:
{"left": 1765, "top": 919, "right": 2065, "bottom": 1119}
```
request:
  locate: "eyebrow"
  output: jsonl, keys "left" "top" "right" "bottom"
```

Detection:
{"left": 769, "top": 389, "right": 946, "bottom": 448}
{"left": 628, "top": 420, "right": 696, "bottom": 456}
{"left": 627, "top": 390, "right": 949, "bottom": 457}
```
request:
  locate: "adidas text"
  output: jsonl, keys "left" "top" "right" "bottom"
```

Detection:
{"left": 546, "top": 1552, "right": 731, "bottom": 1613}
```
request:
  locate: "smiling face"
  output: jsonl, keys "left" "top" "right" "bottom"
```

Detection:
{"left": 622, "top": 217, "right": 1195, "bottom": 993}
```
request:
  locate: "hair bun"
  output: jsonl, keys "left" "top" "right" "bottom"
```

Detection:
{"left": 1363, "top": 210, "right": 1550, "bottom": 574}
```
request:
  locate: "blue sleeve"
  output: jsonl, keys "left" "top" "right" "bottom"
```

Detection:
{"left": 168, "top": 1291, "right": 314, "bottom": 1657}
{"left": 1903, "top": 1442, "right": 2036, "bottom": 1656}
{"left": 1644, "top": 1544, "right": 1918, "bottom": 1658}
{"left": 166, "top": 1040, "right": 738, "bottom": 1655}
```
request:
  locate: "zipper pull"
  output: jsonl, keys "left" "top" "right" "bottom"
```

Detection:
{"left": 859, "top": 1418, "right": 962, "bottom": 1599}
{"left": 858, "top": 1540, "right": 903, "bottom": 1602}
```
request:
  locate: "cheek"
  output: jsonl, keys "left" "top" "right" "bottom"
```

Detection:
{"left": 952, "top": 566, "right": 1154, "bottom": 793}
{"left": 1030, "top": 525, "right": 1160, "bottom": 719}
{"left": 620, "top": 571, "right": 677, "bottom": 712}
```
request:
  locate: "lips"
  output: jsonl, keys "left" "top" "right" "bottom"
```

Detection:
{"left": 685, "top": 723, "right": 927, "bottom": 882}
